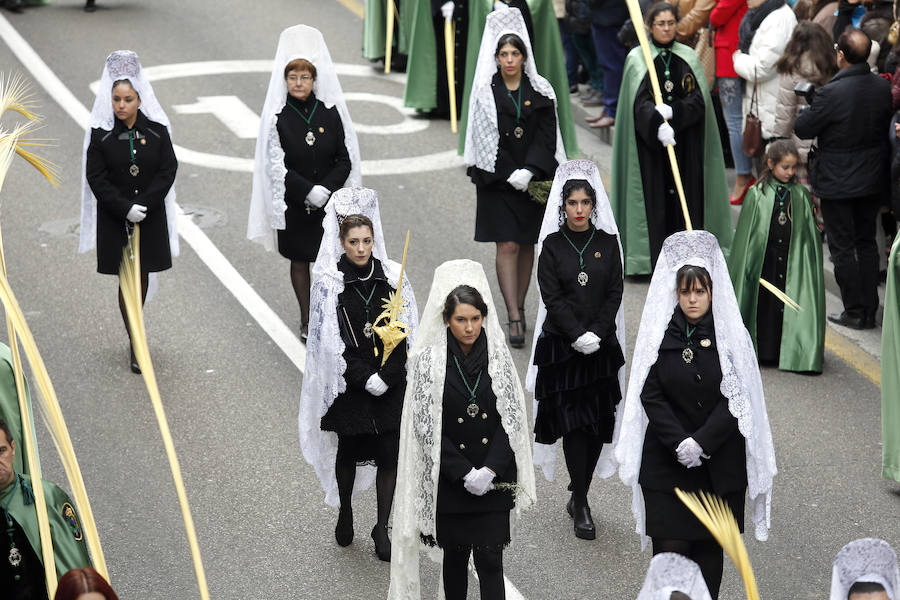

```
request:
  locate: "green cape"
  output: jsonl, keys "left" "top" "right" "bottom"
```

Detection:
{"left": 455, "top": 0, "right": 578, "bottom": 157}
{"left": 610, "top": 43, "right": 732, "bottom": 275}
{"left": 0, "top": 342, "right": 36, "bottom": 476}
{"left": 727, "top": 182, "right": 825, "bottom": 373}
{"left": 401, "top": 0, "right": 460, "bottom": 110}
{"left": 363, "top": 0, "right": 412, "bottom": 61}
{"left": 3, "top": 474, "right": 92, "bottom": 582}
{"left": 883, "top": 234, "right": 900, "bottom": 481}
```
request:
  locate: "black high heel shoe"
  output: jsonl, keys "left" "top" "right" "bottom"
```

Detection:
{"left": 518, "top": 306, "right": 527, "bottom": 333}
{"left": 335, "top": 506, "right": 353, "bottom": 547}
{"left": 130, "top": 347, "right": 141, "bottom": 374}
{"left": 371, "top": 524, "right": 391, "bottom": 561}
{"left": 507, "top": 320, "right": 524, "bottom": 348}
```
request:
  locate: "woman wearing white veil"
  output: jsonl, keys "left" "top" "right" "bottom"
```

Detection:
{"left": 388, "top": 259, "right": 536, "bottom": 600}
{"left": 463, "top": 7, "right": 566, "bottom": 349}
{"left": 248, "top": 24, "right": 362, "bottom": 340}
{"left": 636, "top": 553, "right": 714, "bottom": 600}
{"left": 830, "top": 538, "right": 900, "bottom": 600}
{"left": 298, "top": 187, "right": 416, "bottom": 562}
{"left": 525, "top": 159, "right": 626, "bottom": 541}
{"left": 82, "top": 50, "right": 179, "bottom": 373}
{"left": 614, "top": 230, "right": 776, "bottom": 599}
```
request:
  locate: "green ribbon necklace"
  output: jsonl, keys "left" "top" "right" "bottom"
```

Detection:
{"left": 353, "top": 282, "right": 377, "bottom": 339}
{"left": 286, "top": 97, "right": 319, "bottom": 146}
{"left": 1, "top": 475, "right": 22, "bottom": 575}
{"left": 773, "top": 183, "right": 790, "bottom": 226}
{"left": 682, "top": 323, "right": 697, "bottom": 364}
{"left": 657, "top": 46, "right": 675, "bottom": 101}
{"left": 507, "top": 86, "right": 524, "bottom": 138}
{"left": 453, "top": 355, "right": 483, "bottom": 418}
{"left": 561, "top": 227, "right": 596, "bottom": 287}
{"left": 127, "top": 130, "right": 139, "bottom": 177}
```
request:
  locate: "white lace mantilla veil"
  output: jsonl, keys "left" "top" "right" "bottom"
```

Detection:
{"left": 247, "top": 24, "right": 362, "bottom": 251}
{"left": 614, "top": 230, "right": 777, "bottom": 549}
{"left": 79, "top": 50, "right": 179, "bottom": 258}
{"left": 297, "top": 187, "right": 418, "bottom": 507}
{"left": 636, "top": 553, "right": 713, "bottom": 600}
{"left": 830, "top": 539, "right": 900, "bottom": 600}
{"left": 388, "top": 259, "right": 537, "bottom": 600}
{"left": 525, "top": 159, "right": 626, "bottom": 481}
{"left": 462, "top": 7, "right": 566, "bottom": 173}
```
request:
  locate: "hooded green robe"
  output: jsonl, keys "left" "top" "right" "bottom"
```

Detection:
{"left": 883, "top": 234, "right": 900, "bottom": 481}
{"left": 0, "top": 342, "right": 36, "bottom": 476}
{"left": 363, "top": 0, "right": 412, "bottom": 61}
{"left": 727, "top": 181, "right": 825, "bottom": 373}
{"left": 611, "top": 43, "right": 732, "bottom": 276}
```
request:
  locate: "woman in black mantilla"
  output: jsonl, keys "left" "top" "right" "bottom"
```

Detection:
{"left": 320, "top": 214, "right": 407, "bottom": 562}
{"left": 532, "top": 177, "right": 624, "bottom": 540}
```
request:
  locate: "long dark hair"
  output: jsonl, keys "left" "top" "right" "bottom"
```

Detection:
{"left": 775, "top": 21, "right": 837, "bottom": 80}
{"left": 495, "top": 33, "right": 528, "bottom": 62}
{"left": 442, "top": 285, "right": 488, "bottom": 322}
{"left": 558, "top": 179, "right": 597, "bottom": 226}
{"left": 645, "top": 2, "right": 677, "bottom": 28}
{"left": 758, "top": 139, "right": 799, "bottom": 187}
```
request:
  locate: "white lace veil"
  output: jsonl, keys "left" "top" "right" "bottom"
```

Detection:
{"left": 247, "top": 24, "right": 362, "bottom": 251}
{"left": 526, "top": 159, "right": 626, "bottom": 481}
{"left": 297, "top": 187, "right": 418, "bottom": 507}
{"left": 80, "top": 50, "right": 179, "bottom": 258}
{"left": 830, "top": 539, "right": 900, "bottom": 600}
{"left": 388, "top": 259, "right": 536, "bottom": 600}
{"left": 462, "top": 8, "right": 566, "bottom": 172}
{"left": 636, "top": 553, "right": 714, "bottom": 600}
{"left": 614, "top": 230, "right": 777, "bottom": 549}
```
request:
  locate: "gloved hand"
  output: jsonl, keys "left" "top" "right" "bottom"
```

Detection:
{"left": 365, "top": 373, "right": 389, "bottom": 397}
{"left": 306, "top": 185, "right": 331, "bottom": 208}
{"left": 655, "top": 103, "right": 673, "bottom": 121}
{"left": 463, "top": 467, "right": 495, "bottom": 496}
{"left": 657, "top": 122, "right": 676, "bottom": 147}
{"left": 441, "top": 1, "right": 454, "bottom": 19}
{"left": 506, "top": 168, "right": 533, "bottom": 192}
{"left": 676, "top": 437, "right": 704, "bottom": 468}
{"left": 126, "top": 204, "right": 147, "bottom": 223}
{"left": 493, "top": 1, "right": 509, "bottom": 9}
{"left": 571, "top": 331, "right": 601, "bottom": 355}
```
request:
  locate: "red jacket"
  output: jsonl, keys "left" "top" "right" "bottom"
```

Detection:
{"left": 710, "top": 0, "right": 748, "bottom": 78}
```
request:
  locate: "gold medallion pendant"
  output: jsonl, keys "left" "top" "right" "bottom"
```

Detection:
{"left": 514, "top": 126, "right": 524, "bottom": 139}
{"left": 577, "top": 271, "right": 589, "bottom": 286}
{"left": 682, "top": 347, "right": 694, "bottom": 364}
{"left": 778, "top": 211, "right": 787, "bottom": 226}
{"left": 363, "top": 322, "right": 373, "bottom": 338}
{"left": 8, "top": 545, "right": 22, "bottom": 567}
{"left": 467, "top": 403, "right": 480, "bottom": 418}
{"left": 129, "top": 164, "right": 140, "bottom": 177}
{"left": 305, "top": 131, "right": 316, "bottom": 146}
{"left": 664, "top": 80, "right": 675, "bottom": 93}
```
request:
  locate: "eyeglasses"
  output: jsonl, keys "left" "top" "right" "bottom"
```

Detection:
{"left": 653, "top": 20, "right": 676, "bottom": 28}
{"left": 834, "top": 42, "right": 842, "bottom": 54}
{"left": 287, "top": 74, "right": 313, "bottom": 82}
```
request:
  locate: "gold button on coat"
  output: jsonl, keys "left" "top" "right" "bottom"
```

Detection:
{"left": 458, "top": 417, "right": 464, "bottom": 424}
{"left": 459, "top": 443, "right": 465, "bottom": 450}
{"left": 482, "top": 438, "right": 488, "bottom": 445}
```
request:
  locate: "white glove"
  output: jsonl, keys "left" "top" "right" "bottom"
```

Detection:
{"left": 571, "top": 331, "right": 601, "bottom": 355}
{"left": 676, "top": 437, "right": 704, "bottom": 468}
{"left": 441, "top": 1, "right": 454, "bottom": 19}
{"left": 493, "top": 1, "right": 509, "bottom": 9}
{"left": 657, "top": 122, "right": 676, "bottom": 147}
{"left": 506, "top": 168, "right": 533, "bottom": 192}
{"left": 126, "top": 204, "right": 147, "bottom": 223}
{"left": 365, "top": 374, "right": 388, "bottom": 397}
{"left": 463, "top": 467, "right": 495, "bottom": 496}
{"left": 305, "top": 185, "right": 331, "bottom": 208}
{"left": 655, "top": 103, "right": 673, "bottom": 121}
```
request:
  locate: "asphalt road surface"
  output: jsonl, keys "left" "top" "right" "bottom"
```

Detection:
{"left": 0, "top": 1, "right": 895, "bottom": 599}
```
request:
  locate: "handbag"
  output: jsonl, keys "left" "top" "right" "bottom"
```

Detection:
{"left": 694, "top": 27, "right": 716, "bottom": 90}
{"left": 742, "top": 69, "right": 765, "bottom": 158}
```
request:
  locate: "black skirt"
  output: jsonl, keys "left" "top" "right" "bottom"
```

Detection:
{"left": 436, "top": 510, "right": 511, "bottom": 551}
{"left": 277, "top": 204, "right": 325, "bottom": 261}
{"left": 643, "top": 484, "right": 746, "bottom": 540}
{"left": 533, "top": 332, "right": 624, "bottom": 444}
{"left": 474, "top": 186, "right": 544, "bottom": 245}
{"left": 335, "top": 431, "right": 399, "bottom": 467}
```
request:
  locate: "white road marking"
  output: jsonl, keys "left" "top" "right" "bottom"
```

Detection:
{"left": 172, "top": 95, "right": 261, "bottom": 139}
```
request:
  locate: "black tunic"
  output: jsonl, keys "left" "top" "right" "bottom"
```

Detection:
{"left": 276, "top": 92, "right": 352, "bottom": 261}
{"left": 320, "top": 257, "right": 407, "bottom": 448}
{"left": 469, "top": 72, "right": 559, "bottom": 244}
{"left": 634, "top": 41, "right": 706, "bottom": 271}
{"left": 0, "top": 513, "right": 46, "bottom": 600}
{"left": 533, "top": 226, "right": 625, "bottom": 443}
{"left": 85, "top": 111, "right": 177, "bottom": 274}
{"left": 639, "top": 308, "right": 747, "bottom": 540}
{"left": 756, "top": 183, "right": 792, "bottom": 365}
{"left": 430, "top": 0, "right": 468, "bottom": 116}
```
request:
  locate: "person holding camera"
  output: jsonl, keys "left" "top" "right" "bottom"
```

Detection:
{"left": 794, "top": 28, "right": 891, "bottom": 330}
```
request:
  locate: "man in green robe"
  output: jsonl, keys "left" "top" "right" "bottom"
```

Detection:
{"left": 883, "top": 234, "right": 900, "bottom": 482}
{"left": 0, "top": 343, "right": 34, "bottom": 476}
{"left": 363, "top": 0, "right": 411, "bottom": 68}
{"left": 611, "top": 42, "right": 732, "bottom": 276}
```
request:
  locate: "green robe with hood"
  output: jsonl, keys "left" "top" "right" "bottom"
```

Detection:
{"left": 883, "top": 234, "right": 900, "bottom": 481}
{"left": 363, "top": 0, "right": 412, "bottom": 61}
{"left": 611, "top": 43, "right": 732, "bottom": 275}
{"left": 0, "top": 343, "right": 35, "bottom": 477}
{"left": 727, "top": 181, "right": 825, "bottom": 373}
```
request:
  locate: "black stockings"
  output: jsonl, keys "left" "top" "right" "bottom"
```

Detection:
{"left": 290, "top": 260, "right": 311, "bottom": 325}
{"left": 562, "top": 429, "right": 603, "bottom": 500}
{"left": 495, "top": 242, "right": 534, "bottom": 325}
{"left": 443, "top": 546, "right": 505, "bottom": 600}
{"left": 374, "top": 460, "right": 396, "bottom": 528}
{"left": 335, "top": 435, "right": 398, "bottom": 528}
{"left": 652, "top": 538, "right": 724, "bottom": 599}
{"left": 118, "top": 271, "right": 149, "bottom": 349}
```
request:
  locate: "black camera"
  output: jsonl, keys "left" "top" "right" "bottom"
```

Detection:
{"left": 794, "top": 81, "right": 816, "bottom": 102}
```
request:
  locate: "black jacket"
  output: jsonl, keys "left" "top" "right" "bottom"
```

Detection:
{"left": 437, "top": 331, "right": 517, "bottom": 514}
{"left": 794, "top": 63, "right": 892, "bottom": 199}
{"left": 589, "top": 0, "right": 628, "bottom": 27}
{"left": 638, "top": 308, "right": 748, "bottom": 496}
{"left": 85, "top": 111, "right": 177, "bottom": 274}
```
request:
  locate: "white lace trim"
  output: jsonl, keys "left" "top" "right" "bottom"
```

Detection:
{"left": 830, "top": 539, "right": 900, "bottom": 600}
{"left": 636, "top": 553, "right": 713, "bottom": 600}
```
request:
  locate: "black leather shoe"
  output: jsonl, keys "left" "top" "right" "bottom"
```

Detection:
{"left": 827, "top": 312, "right": 866, "bottom": 330}
{"left": 863, "top": 312, "right": 877, "bottom": 329}
{"left": 371, "top": 524, "right": 391, "bottom": 561}
{"left": 130, "top": 348, "right": 141, "bottom": 374}
{"left": 566, "top": 493, "right": 574, "bottom": 519}
{"left": 335, "top": 507, "right": 353, "bottom": 547}
{"left": 507, "top": 320, "right": 525, "bottom": 348}
{"left": 573, "top": 503, "right": 596, "bottom": 540}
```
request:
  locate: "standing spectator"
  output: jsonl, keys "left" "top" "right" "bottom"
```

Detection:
{"left": 673, "top": 0, "right": 716, "bottom": 44}
{"left": 811, "top": 0, "right": 838, "bottom": 32}
{"left": 566, "top": 0, "right": 607, "bottom": 114}
{"left": 555, "top": 0, "right": 581, "bottom": 92}
{"left": 710, "top": 0, "right": 752, "bottom": 203}
{"left": 795, "top": 28, "right": 892, "bottom": 329}
{"left": 587, "top": 0, "right": 630, "bottom": 127}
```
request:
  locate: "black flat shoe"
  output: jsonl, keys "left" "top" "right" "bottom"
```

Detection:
{"left": 130, "top": 348, "right": 141, "bottom": 374}
{"left": 566, "top": 493, "right": 574, "bottom": 519}
{"left": 573, "top": 503, "right": 596, "bottom": 540}
{"left": 507, "top": 319, "right": 524, "bottom": 348}
{"left": 827, "top": 311, "right": 868, "bottom": 330}
{"left": 371, "top": 524, "right": 391, "bottom": 562}
{"left": 335, "top": 507, "right": 353, "bottom": 547}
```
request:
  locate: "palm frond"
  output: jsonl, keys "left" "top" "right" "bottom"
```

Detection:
{"left": 0, "top": 128, "right": 18, "bottom": 193}
{"left": 0, "top": 73, "right": 40, "bottom": 122}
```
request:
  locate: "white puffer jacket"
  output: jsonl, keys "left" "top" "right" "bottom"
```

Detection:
{"left": 732, "top": 3, "right": 797, "bottom": 138}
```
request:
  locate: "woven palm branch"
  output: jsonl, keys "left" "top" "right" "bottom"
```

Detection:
{"left": 372, "top": 230, "right": 411, "bottom": 366}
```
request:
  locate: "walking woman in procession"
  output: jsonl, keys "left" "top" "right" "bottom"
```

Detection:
{"left": 615, "top": 231, "right": 776, "bottom": 599}
{"left": 389, "top": 259, "right": 536, "bottom": 600}
{"left": 526, "top": 160, "right": 625, "bottom": 540}
{"left": 82, "top": 50, "right": 178, "bottom": 374}
{"left": 248, "top": 24, "right": 361, "bottom": 341}
{"left": 464, "top": 8, "right": 566, "bottom": 348}
{"left": 298, "top": 187, "right": 417, "bottom": 562}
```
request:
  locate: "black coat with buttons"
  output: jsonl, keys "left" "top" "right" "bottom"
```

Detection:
{"left": 86, "top": 111, "right": 177, "bottom": 274}
{"left": 438, "top": 330, "right": 517, "bottom": 514}
{"left": 638, "top": 307, "right": 747, "bottom": 496}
